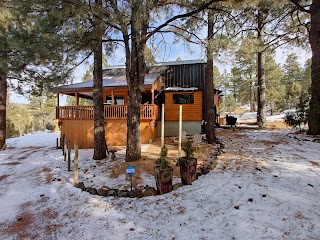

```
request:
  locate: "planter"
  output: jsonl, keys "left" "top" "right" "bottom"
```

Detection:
{"left": 154, "top": 165, "right": 173, "bottom": 195}
{"left": 178, "top": 157, "right": 197, "bottom": 185}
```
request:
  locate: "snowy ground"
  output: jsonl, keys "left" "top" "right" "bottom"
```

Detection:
{"left": 0, "top": 126, "right": 320, "bottom": 239}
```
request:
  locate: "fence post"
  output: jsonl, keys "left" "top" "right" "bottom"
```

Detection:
{"left": 62, "top": 134, "right": 65, "bottom": 155}
{"left": 73, "top": 145, "right": 79, "bottom": 186}
{"left": 67, "top": 140, "right": 71, "bottom": 171}
{"left": 64, "top": 139, "right": 67, "bottom": 161}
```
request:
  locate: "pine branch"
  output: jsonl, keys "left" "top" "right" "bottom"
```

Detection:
{"left": 102, "top": 39, "right": 124, "bottom": 42}
{"left": 146, "top": 0, "right": 227, "bottom": 40}
{"left": 289, "top": 0, "right": 310, "bottom": 13}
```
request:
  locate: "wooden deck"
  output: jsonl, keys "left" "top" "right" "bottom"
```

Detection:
{"left": 56, "top": 104, "right": 160, "bottom": 121}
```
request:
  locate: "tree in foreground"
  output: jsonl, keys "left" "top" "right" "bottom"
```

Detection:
{"left": 0, "top": 1, "right": 82, "bottom": 150}
{"left": 289, "top": 0, "right": 320, "bottom": 135}
{"left": 105, "top": 0, "right": 228, "bottom": 161}
{"left": 236, "top": 0, "right": 308, "bottom": 127}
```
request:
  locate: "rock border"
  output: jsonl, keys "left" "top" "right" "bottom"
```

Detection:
{"left": 75, "top": 142, "right": 225, "bottom": 198}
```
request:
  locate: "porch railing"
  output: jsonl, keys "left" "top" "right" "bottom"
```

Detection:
{"left": 56, "top": 104, "right": 159, "bottom": 121}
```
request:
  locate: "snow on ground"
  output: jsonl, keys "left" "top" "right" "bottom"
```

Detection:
{"left": 0, "top": 128, "right": 320, "bottom": 239}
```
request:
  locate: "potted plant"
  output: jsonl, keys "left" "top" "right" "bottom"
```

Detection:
{"left": 178, "top": 141, "right": 197, "bottom": 185}
{"left": 154, "top": 145, "right": 173, "bottom": 194}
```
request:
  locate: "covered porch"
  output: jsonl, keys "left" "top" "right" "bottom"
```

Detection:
{"left": 53, "top": 73, "right": 162, "bottom": 148}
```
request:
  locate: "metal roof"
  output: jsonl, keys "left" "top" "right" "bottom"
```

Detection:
{"left": 53, "top": 59, "right": 210, "bottom": 93}
{"left": 53, "top": 73, "right": 159, "bottom": 93}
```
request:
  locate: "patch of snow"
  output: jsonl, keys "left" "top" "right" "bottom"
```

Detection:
{"left": 0, "top": 130, "right": 319, "bottom": 239}
{"left": 165, "top": 87, "right": 198, "bottom": 91}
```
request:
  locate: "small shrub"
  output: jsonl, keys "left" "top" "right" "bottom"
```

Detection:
{"left": 6, "top": 120, "right": 20, "bottom": 138}
{"left": 284, "top": 111, "right": 308, "bottom": 131}
{"left": 155, "top": 145, "right": 169, "bottom": 169}
{"left": 182, "top": 141, "right": 194, "bottom": 159}
{"left": 45, "top": 122, "right": 55, "bottom": 131}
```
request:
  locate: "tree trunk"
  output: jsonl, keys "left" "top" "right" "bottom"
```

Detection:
{"left": 205, "top": 9, "right": 216, "bottom": 144}
{"left": 125, "top": 2, "right": 148, "bottom": 162}
{"left": 257, "top": 9, "right": 266, "bottom": 127}
{"left": 0, "top": 70, "right": 7, "bottom": 150}
{"left": 307, "top": 1, "right": 320, "bottom": 135}
{"left": 250, "top": 81, "right": 255, "bottom": 112}
{"left": 92, "top": 0, "right": 106, "bottom": 160}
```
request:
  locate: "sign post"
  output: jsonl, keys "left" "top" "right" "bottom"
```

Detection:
{"left": 126, "top": 166, "right": 135, "bottom": 191}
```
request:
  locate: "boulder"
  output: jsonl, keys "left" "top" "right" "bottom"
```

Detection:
{"left": 117, "top": 190, "right": 129, "bottom": 198}
{"left": 143, "top": 186, "right": 157, "bottom": 197}
{"left": 128, "top": 189, "right": 143, "bottom": 198}
{"left": 107, "top": 189, "right": 118, "bottom": 197}
{"left": 76, "top": 182, "right": 86, "bottom": 190}
{"left": 87, "top": 187, "right": 98, "bottom": 195}
{"left": 97, "top": 188, "right": 108, "bottom": 197}
{"left": 172, "top": 183, "right": 183, "bottom": 190}
{"left": 201, "top": 167, "right": 210, "bottom": 175}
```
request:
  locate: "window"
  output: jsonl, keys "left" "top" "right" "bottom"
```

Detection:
{"left": 105, "top": 96, "right": 124, "bottom": 105}
{"left": 172, "top": 93, "right": 194, "bottom": 104}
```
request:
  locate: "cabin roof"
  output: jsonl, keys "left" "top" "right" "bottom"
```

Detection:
{"left": 53, "top": 59, "right": 217, "bottom": 94}
{"left": 53, "top": 73, "right": 160, "bottom": 93}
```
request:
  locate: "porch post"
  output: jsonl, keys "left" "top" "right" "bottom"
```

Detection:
{"left": 55, "top": 93, "right": 60, "bottom": 132}
{"left": 75, "top": 92, "right": 79, "bottom": 119}
{"left": 57, "top": 93, "right": 60, "bottom": 107}
{"left": 75, "top": 92, "right": 79, "bottom": 106}
{"left": 111, "top": 90, "right": 115, "bottom": 105}
{"left": 151, "top": 89, "right": 154, "bottom": 104}
{"left": 56, "top": 93, "right": 60, "bottom": 119}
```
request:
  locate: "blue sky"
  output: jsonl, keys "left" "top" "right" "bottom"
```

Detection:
{"left": 10, "top": 35, "right": 311, "bottom": 104}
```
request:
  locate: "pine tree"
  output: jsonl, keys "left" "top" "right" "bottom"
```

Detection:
{"left": 235, "top": 0, "right": 308, "bottom": 127}
{"left": 265, "top": 52, "right": 285, "bottom": 114}
{"left": 105, "top": 0, "right": 228, "bottom": 161}
{"left": 281, "top": 53, "right": 304, "bottom": 108}
{"left": 0, "top": 0, "right": 86, "bottom": 149}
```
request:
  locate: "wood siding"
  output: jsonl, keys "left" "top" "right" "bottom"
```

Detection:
{"left": 60, "top": 120, "right": 157, "bottom": 148}
{"left": 165, "top": 91, "right": 202, "bottom": 121}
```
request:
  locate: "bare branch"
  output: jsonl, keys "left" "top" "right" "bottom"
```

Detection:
{"left": 289, "top": 0, "right": 310, "bottom": 13}
{"left": 146, "top": 0, "right": 227, "bottom": 40}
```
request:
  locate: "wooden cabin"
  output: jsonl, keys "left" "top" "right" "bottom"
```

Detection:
{"left": 53, "top": 60, "right": 221, "bottom": 148}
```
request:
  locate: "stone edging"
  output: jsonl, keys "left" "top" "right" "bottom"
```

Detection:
{"left": 75, "top": 142, "right": 225, "bottom": 198}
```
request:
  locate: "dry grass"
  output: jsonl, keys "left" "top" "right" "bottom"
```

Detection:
{"left": 1, "top": 202, "right": 36, "bottom": 239}
{"left": 0, "top": 162, "right": 20, "bottom": 166}
{"left": 259, "top": 140, "right": 283, "bottom": 146}
{"left": 105, "top": 137, "right": 219, "bottom": 188}
{"left": 309, "top": 161, "right": 319, "bottom": 167}
{"left": 0, "top": 174, "right": 10, "bottom": 181}
{"left": 40, "top": 167, "right": 53, "bottom": 183}
{"left": 107, "top": 143, "right": 182, "bottom": 187}
{"left": 267, "top": 120, "right": 289, "bottom": 129}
